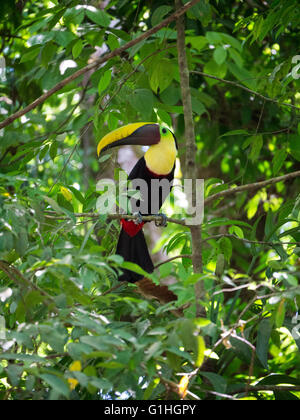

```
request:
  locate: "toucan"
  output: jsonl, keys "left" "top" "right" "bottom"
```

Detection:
{"left": 97, "top": 123, "right": 178, "bottom": 303}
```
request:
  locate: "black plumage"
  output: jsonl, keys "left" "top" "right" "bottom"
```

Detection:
{"left": 116, "top": 156, "right": 175, "bottom": 282}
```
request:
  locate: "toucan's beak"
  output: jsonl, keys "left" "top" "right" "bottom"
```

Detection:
{"left": 97, "top": 123, "right": 160, "bottom": 156}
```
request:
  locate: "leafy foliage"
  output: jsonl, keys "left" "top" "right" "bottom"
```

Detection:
{"left": 0, "top": 0, "right": 300, "bottom": 400}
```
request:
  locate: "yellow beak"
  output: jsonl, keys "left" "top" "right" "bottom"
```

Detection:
{"left": 97, "top": 123, "right": 160, "bottom": 156}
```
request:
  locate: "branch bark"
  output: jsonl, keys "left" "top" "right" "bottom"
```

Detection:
{"left": 205, "top": 169, "right": 300, "bottom": 205}
{"left": 0, "top": 0, "right": 201, "bottom": 130}
{"left": 175, "top": 0, "right": 204, "bottom": 316}
{"left": 44, "top": 211, "right": 187, "bottom": 226}
{"left": 44, "top": 168, "right": 300, "bottom": 225}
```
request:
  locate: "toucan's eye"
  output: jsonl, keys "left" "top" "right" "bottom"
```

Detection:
{"left": 162, "top": 128, "right": 167, "bottom": 134}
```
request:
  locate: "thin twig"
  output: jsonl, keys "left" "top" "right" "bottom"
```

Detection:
{"left": 154, "top": 254, "right": 192, "bottom": 269}
{"left": 0, "top": 260, "right": 55, "bottom": 306}
{"left": 204, "top": 233, "right": 300, "bottom": 246}
{"left": 191, "top": 70, "right": 300, "bottom": 112}
{"left": 48, "top": 141, "right": 80, "bottom": 194}
{"left": 205, "top": 170, "right": 300, "bottom": 204}
{"left": 101, "top": 282, "right": 126, "bottom": 296}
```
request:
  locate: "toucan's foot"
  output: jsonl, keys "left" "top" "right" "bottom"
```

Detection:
{"left": 133, "top": 211, "right": 143, "bottom": 225}
{"left": 154, "top": 213, "right": 168, "bottom": 227}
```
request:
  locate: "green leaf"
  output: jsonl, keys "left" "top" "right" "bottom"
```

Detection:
{"left": 20, "top": 45, "right": 41, "bottom": 63}
{"left": 257, "top": 374, "right": 300, "bottom": 386}
{"left": 156, "top": 108, "right": 172, "bottom": 127}
{"left": 39, "top": 325, "right": 67, "bottom": 353}
{"left": 272, "top": 149, "right": 288, "bottom": 175}
{"left": 121, "top": 261, "right": 156, "bottom": 280}
{"left": 128, "top": 89, "right": 154, "bottom": 119}
{"left": 215, "top": 253, "right": 225, "bottom": 278}
{"left": 54, "top": 30, "right": 76, "bottom": 47}
{"left": 39, "top": 144, "right": 49, "bottom": 161}
{"left": 275, "top": 299, "right": 286, "bottom": 328}
{"left": 47, "top": 8, "right": 66, "bottom": 30}
{"left": 229, "top": 225, "right": 244, "bottom": 238}
{"left": 203, "top": 60, "right": 227, "bottom": 86}
{"left": 149, "top": 59, "right": 175, "bottom": 93}
{"left": 98, "top": 69, "right": 112, "bottom": 95}
{"left": 160, "top": 85, "right": 181, "bottom": 106}
{"left": 186, "top": 36, "right": 208, "bottom": 51}
{"left": 188, "top": 1, "right": 212, "bottom": 26}
{"left": 201, "top": 372, "right": 227, "bottom": 395}
{"left": 15, "top": 230, "right": 28, "bottom": 257}
{"left": 218, "top": 237, "right": 232, "bottom": 262}
{"left": 228, "top": 47, "right": 243, "bottom": 67}
{"left": 274, "top": 390, "right": 300, "bottom": 400}
{"left": 220, "top": 129, "right": 249, "bottom": 138}
{"left": 256, "top": 318, "right": 272, "bottom": 369}
{"left": 195, "top": 336, "right": 206, "bottom": 367}
{"left": 89, "top": 376, "right": 112, "bottom": 390}
{"left": 288, "top": 135, "right": 300, "bottom": 161}
{"left": 49, "top": 141, "right": 58, "bottom": 161}
{"left": 79, "top": 222, "right": 97, "bottom": 253}
{"left": 41, "top": 42, "right": 57, "bottom": 66}
{"left": 206, "top": 31, "right": 222, "bottom": 44}
{"left": 107, "top": 34, "right": 119, "bottom": 51}
{"left": 68, "top": 186, "right": 85, "bottom": 204}
{"left": 7, "top": 365, "right": 23, "bottom": 387}
{"left": 220, "top": 33, "right": 243, "bottom": 52}
{"left": 213, "top": 46, "right": 227, "bottom": 65}
{"left": 227, "top": 62, "right": 257, "bottom": 90}
{"left": 191, "top": 97, "right": 206, "bottom": 116}
{"left": 44, "top": 196, "right": 63, "bottom": 214}
{"left": 143, "top": 378, "right": 160, "bottom": 400}
{"left": 0, "top": 353, "right": 44, "bottom": 363}
{"left": 39, "top": 374, "right": 70, "bottom": 398}
{"left": 247, "top": 135, "right": 263, "bottom": 162}
{"left": 72, "top": 39, "right": 83, "bottom": 59}
{"left": 86, "top": 8, "right": 111, "bottom": 27}
{"left": 205, "top": 218, "right": 252, "bottom": 229}
{"left": 151, "top": 5, "right": 172, "bottom": 26}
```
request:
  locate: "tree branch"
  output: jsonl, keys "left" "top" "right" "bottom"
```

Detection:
{"left": 0, "top": 260, "right": 55, "bottom": 307}
{"left": 205, "top": 233, "right": 300, "bottom": 246}
{"left": 0, "top": 0, "right": 201, "bottom": 130}
{"left": 44, "top": 211, "right": 187, "bottom": 226}
{"left": 154, "top": 254, "right": 192, "bottom": 269}
{"left": 191, "top": 70, "right": 300, "bottom": 112}
{"left": 205, "top": 170, "right": 300, "bottom": 205}
{"left": 176, "top": 0, "right": 204, "bottom": 317}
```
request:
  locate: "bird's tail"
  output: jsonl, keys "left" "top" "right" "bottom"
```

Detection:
{"left": 136, "top": 277, "right": 178, "bottom": 304}
{"left": 116, "top": 219, "right": 178, "bottom": 305}
{"left": 116, "top": 219, "right": 154, "bottom": 282}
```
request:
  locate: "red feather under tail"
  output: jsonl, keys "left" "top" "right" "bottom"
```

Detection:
{"left": 120, "top": 219, "right": 144, "bottom": 237}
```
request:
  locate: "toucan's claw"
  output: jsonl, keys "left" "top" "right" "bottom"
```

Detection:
{"left": 155, "top": 213, "right": 168, "bottom": 227}
{"left": 133, "top": 212, "right": 143, "bottom": 225}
